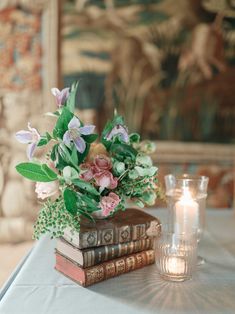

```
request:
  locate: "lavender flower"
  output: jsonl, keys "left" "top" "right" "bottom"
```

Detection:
{"left": 15, "top": 123, "right": 40, "bottom": 159}
{"left": 106, "top": 124, "right": 129, "bottom": 143}
{"left": 51, "top": 87, "right": 70, "bottom": 108}
{"left": 63, "top": 116, "right": 95, "bottom": 153}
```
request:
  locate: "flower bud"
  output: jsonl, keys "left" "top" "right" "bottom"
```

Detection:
{"left": 113, "top": 161, "right": 125, "bottom": 175}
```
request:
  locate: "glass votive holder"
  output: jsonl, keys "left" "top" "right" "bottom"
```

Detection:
{"left": 155, "top": 229, "right": 198, "bottom": 282}
{"left": 164, "top": 174, "right": 209, "bottom": 239}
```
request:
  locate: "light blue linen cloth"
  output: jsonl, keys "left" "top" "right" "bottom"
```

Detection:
{"left": 0, "top": 209, "right": 235, "bottom": 314}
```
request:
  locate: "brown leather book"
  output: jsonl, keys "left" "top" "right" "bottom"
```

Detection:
{"left": 63, "top": 208, "right": 160, "bottom": 249}
{"left": 56, "top": 237, "right": 154, "bottom": 268}
{"left": 55, "top": 249, "right": 155, "bottom": 287}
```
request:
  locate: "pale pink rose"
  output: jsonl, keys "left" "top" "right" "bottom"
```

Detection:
{"left": 80, "top": 163, "right": 97, "bottom": 181}
{"left": 94, "top": 170, "right": 118, "bottom": 189}
{"left": 99, "top": 192, "right": 121, "bottom": 217}
{"left": 93, "top": 155, "right": 112, "bottom": 171}
{"left": 80, "top": 168, "right": 94, "bottom": 181}
{"left": 35, "top": 181, "right": 59, "bottom": 200}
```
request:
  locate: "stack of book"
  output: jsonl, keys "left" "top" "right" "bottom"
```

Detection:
{"left": 55, "top": 208, "right": 160, "bottom": 287}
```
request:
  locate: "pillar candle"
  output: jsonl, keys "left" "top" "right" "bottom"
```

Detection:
{"left": 175, "top": 188, "right": 199, "bottom": 234}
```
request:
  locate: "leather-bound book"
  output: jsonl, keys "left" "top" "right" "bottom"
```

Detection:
{"left": 55, "top": 249, "right": 155, "bottom": 287}
{"left": 57, "top": 237, "right": 154, "bottom": 268}
{"left": 63, "top": 208, "right": 160, "bottom": 249}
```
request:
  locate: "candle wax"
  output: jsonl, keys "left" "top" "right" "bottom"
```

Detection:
{"left": 175, "top": 188, "right": 199, "bottom": 234}
{"left": 167, "top": 257, "right": 186, "bottom": 274}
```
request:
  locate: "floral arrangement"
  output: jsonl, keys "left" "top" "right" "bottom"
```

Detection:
{"left": 15, "top": 82, "right": 160, "bottom": 239}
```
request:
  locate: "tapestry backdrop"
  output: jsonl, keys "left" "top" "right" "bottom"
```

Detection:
{"left": 62, "top": 0, "right": 235, "bottom": 143}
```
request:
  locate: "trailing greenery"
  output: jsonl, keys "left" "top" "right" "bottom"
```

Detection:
{"left": 33, "top": 197, "right": 81, "bottom": 240}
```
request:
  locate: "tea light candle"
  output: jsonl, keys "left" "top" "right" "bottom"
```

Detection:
{"left": 167, "top": 256, "right": 186, "bottom": 275}
{"left": 175, "top": 188, "right": 199, "bottom": 234}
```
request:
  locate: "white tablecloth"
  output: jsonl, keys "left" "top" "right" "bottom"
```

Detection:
{"left": 1, "top": 209, "right": 235, "bottom": 314}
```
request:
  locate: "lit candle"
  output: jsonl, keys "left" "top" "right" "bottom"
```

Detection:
{"left": 175, "top": 188, "right": 199, "bottom": 234}
{"left": 166, "top": 256, "right": 186, "bottom": 275}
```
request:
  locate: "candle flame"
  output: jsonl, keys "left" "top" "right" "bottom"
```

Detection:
{"left": 180, "top": 187, "right": 193, "bottom": 202}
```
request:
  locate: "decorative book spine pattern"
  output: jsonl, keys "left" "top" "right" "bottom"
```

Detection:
{"left": 66, "top": 220, "right": 156, "bottom": 249}
{"left": 55, "top": 250, "right": 155, "bottom": 287}
{"left": 84, "top": 249, "right": 155, "bottom": 286}
{"left": 83, "top": 238, "right": 153, "bottom": 268}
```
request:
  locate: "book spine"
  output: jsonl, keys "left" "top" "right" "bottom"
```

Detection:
{"left": 83, "top": 238, "right": 153, "bottom": 267}
{"left": 84, "top": 249, "right": 155, "bottom": 286}
{"left": 79, "top": 220, "right": 156, "bottom": 249}
{"left": 55, "top": 250, "right": 155, "bottom": 287}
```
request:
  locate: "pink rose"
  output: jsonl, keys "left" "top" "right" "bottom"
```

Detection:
{"left": 94, "top": 170, "right": 118, "bottom": 189}
{"left": 99, "top": 192, "right": 121, "bottom": 217}
{"left": 93, "top": 155, "right": 112, "bottom": 171}
{"left": 35, "top": 181, "right": 59, "bottom": 200}
{"left": 80, "top": 163, "right": 95, "bottom": 181}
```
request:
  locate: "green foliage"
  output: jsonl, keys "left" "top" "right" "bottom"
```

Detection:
{"left": 58, "top": 143, "right": 80, "bottom": 171}
{"left": 129, "top": 133, "right": 140, "bottom": 144}
{"left": 16, "top": 163, "right": 58, "bottom": 182}
{"left": 37, "top": 132, "right": 52, "bottom": 147}
{"left": 83, "top": 133, "right": 98, "bottom": 143}
{"left": 101, "top": 115, "right": 125, "bottom": 149}
{"left": 33, "top": 198, "right": 80, "bottom": 239}
{"left": 77, "top": 194, "right": 98, "bottom": 212}
{"left": 63, "top": 188, "right": 78, "bottom": 215}
{"left": 66, "top": 81, "right": 79, "bottom": 113}
{"left": 109, "top": 143, "right": 138, "bottom": 161}
{"left": 53, "top": 107, "right": 73, "bottom": 139}
{"left": 72, "top": 178, "right": 100, "bottom": 197}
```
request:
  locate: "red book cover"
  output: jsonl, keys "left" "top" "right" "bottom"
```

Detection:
{"left": 55, "top": 249, "right": 155, "bottom": 287}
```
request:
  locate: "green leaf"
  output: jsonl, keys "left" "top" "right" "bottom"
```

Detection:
{"left": 66, "top": 81, "right": 79, "bottom": 113}
{"left": 71, "top": 145, "right": 78, "bottom": 165}
{"left": 16, "top": 163, "right": 57, "bottom": 182}
{"left": 37, "top": 138, "right": 48, "bottom": 147}
{"left": 134, "top": 166, "right": 158, "bottom": 177}
{"left": 63, "top": 166, "right": 79, "bottom": 184}
{"left": 78, "top": 194, "right": 98, "bottom": 211}
{"left": 37, "top": 133, "right": 52, "bottom": 147}
{"left": 63, "top": 188, "right": 78, "bottom": 215}
{"left": 41, "top": 164, "right": 58, "bottom": 181}
{"left": 141, "top": 190, "right": 156, "bottom": 206}
{"left": 83, "top": 133, "right": 98, "bottom": 143}
{"left": 134, "top": 200, "right": 145, "bottom": 208}
{"left": 53, "top": 107, "right": 73, "bottom": 139}
{"left": 72, "top": 178, "right": 100, "bottom": 196}
{"left": 46, "top": 132, "right": 52, "bottom": 141}
{"left": 109, "top": 143, "right": 138, "bottom": 161}
{"left": 51, "top": 144, "right": 59, "bottom": 161}
{"left": 129, "top": 133, "right": 140, "bottom": 143}
{"left": 77, "top": 143, "right": 90, "bottom": 165}
{"left": 58, "top": 144, "right": 80, "bottom": 171}
{"left": 77, "top": 209, "right": 95, "bottom": 222}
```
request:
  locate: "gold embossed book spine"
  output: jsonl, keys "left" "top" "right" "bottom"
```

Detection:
{"left": 57, "top": 237, "right": 154, "bottom": 268}
{"left": 55, "top": 249, "right": 155, "bottom": 287}
{"left": 62, "top": 208, "right": 160, "bottom": 249}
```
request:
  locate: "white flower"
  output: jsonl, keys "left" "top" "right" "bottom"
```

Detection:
{"left": 35, "top": 181, "right": 59, "bottom": 200}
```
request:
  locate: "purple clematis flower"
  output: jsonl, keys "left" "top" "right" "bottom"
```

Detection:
{"left": 106, "top": 124, "right": 129, "bottom": 143}
{"left": 63, "top": 117, "right": 95, "bottom": 153}
{"left": 15, "top": 123, "right": 41, "bottom": 160}
{"left": 51, "top": 87, "right": 70, "bottom": 108}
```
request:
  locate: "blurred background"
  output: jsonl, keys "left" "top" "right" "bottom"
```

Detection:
{"left": 0, "top": 0, "right": 234, "bottom": 286}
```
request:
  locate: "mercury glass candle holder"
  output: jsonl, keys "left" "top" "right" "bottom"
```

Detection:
{"left": 164, "top": 174, "right": 209, "bottom": 265}
{"left": 155, "top": 229, "right": 198, "bottom": 282}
